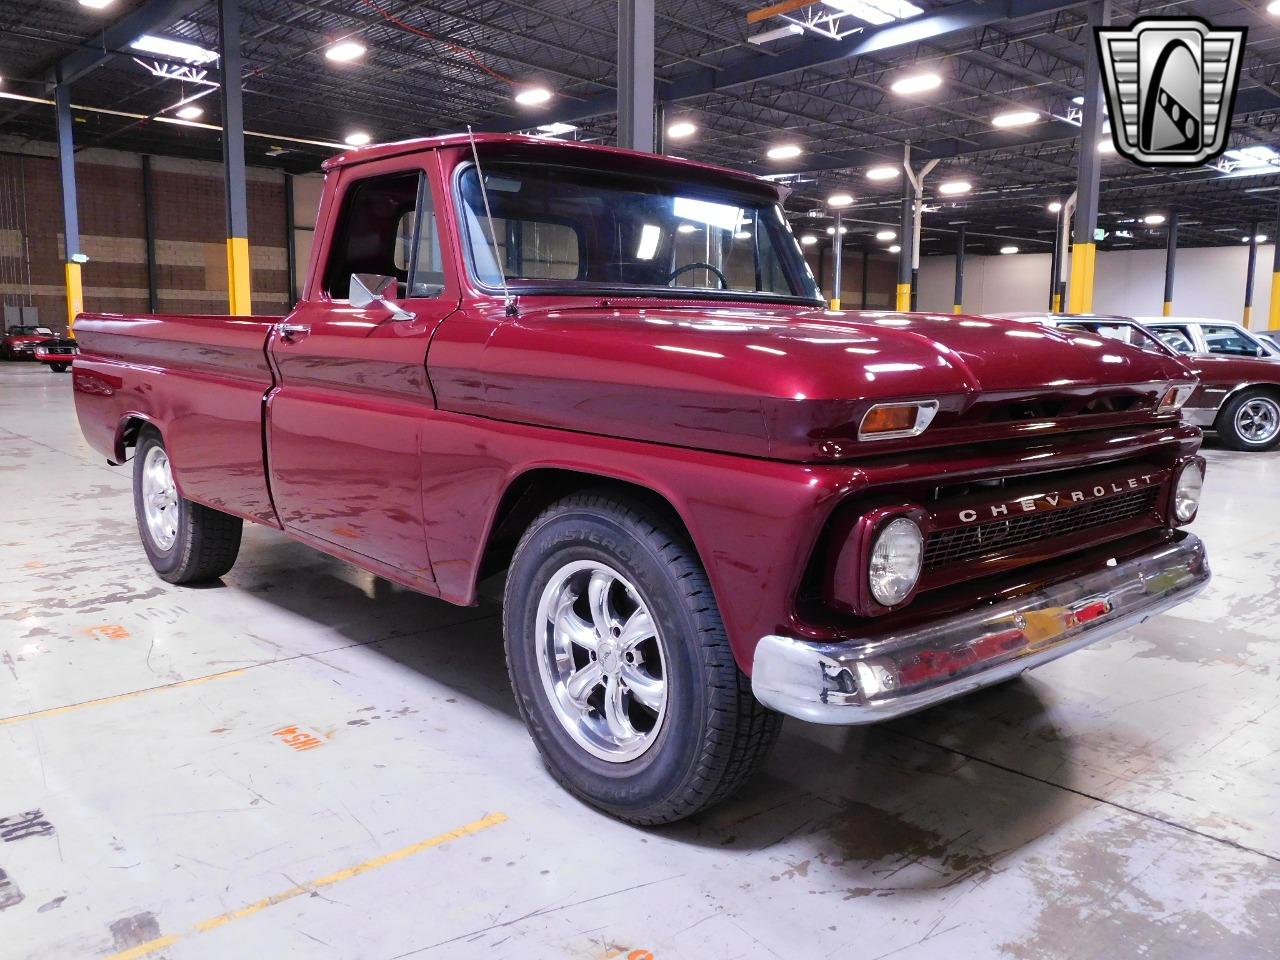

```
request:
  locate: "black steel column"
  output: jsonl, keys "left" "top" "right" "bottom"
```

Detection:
{"left": 1271, "top": 201, "right": 1280, "bottom": 327}
{"left": 897, "top": 186, "right": 912, "bottom": 311}
{"left": 1049, "top": 207, "right": 1062, "bottom": 311}
{"left": 832, "top": 210, "right": 843, "bottom": 308}
{"left": 54, "top": 81, "right": 84, "bottom": 331}
{"left": 954, "top": 225, "right": 966, "bottom": 314}
{"left": 1069, "top": 0, "right": 1111, "bottom": 314}
{"left": 219, "top": 0, "right": 251, "bottom": 314}
{"left": 142, "top": 155, "right": 158, "bottom": 313}
{"left": 1162, "top": 211, "right": 1178, "bottom": 317}
{"left": 1244, "top": 220, "right": 1260, "bottom": 327}
{"left": 860, "top": 250, "right": 869, "bottom": 308}
{"left": 617, "top": 0, "right": 655, "bottom": 152}
{"left": 284, "top": 172, "right": 297, "bottom": 308}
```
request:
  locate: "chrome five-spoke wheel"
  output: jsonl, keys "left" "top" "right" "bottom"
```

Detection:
{"left": 1235, "top": 396, "right": 1280, "bottom": 445}
{"left": 535, "top": 560, "right": 667, "bottom": 762}
{"left": 141, "top": 445, "right": 179, "bottom": 551}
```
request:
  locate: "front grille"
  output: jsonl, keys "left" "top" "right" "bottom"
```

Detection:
{"left": 47, "top": 347, "right": 74, "bottom": 355}
{"left": 923, "top": 486, "right": 1158, "bottom": 571}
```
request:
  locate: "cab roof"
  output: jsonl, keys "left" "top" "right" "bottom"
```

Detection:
{"left": 321, "top": 132, "right": 784, "bottom": 197}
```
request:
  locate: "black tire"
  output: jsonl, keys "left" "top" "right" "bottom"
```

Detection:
{"left": 132, "top": 427, "right": 243, "bottom": 584}
{"left": 50, "top": 363, "right": 68, "bottom": 373}
{"left": 503, "top": 490, "right": 782, "bottom": 825}
{"left": 1216, "top": 388, "right": 1280, "bottom": 451}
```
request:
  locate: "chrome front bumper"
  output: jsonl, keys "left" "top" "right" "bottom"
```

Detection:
{"left": 752, "top": 533, "right": 1209, "bottom": 724}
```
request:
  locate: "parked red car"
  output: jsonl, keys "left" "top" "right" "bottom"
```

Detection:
{"left": 1, "top": 325, "right": 56, "bottom": 360}
{"left": 1135, "top": 318, "right": 1280, "bottom": 451}
{"left": 34, "top": 336, "right": 78, "bottom": 373}
{"left": 70, "top": 135, "right": 1211, "bottom": 824}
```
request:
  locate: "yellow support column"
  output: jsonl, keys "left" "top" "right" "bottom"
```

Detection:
{"left": 895, "top": 283, "right": 911, "bottom": 310}
{"left": 1067, "top": 241, "right": 1096, "bottom": 314}
{"left": 64, "top": 262, "right": 84, "bottom": 335}
{"left": 226, "top": 237, "right": 252, "bottom": 315}
{"left": 1051, "top": 293, "right": 1062, "bottom": 312}
{"left": 829, "top": 297, "right": 841, "bottom": 310}
{"left": 1269, "top": 272, "right": 1280, "bottom": 328}
{"left": 952, "top": 303, "right": 961, "bottom": 314}
{"left": 1162, "top": 301, "right": 1172, "bottom": 316}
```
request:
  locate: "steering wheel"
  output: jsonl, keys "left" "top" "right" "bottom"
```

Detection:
{"left": 666, "top": 261, "right": 729, "bottom": 290}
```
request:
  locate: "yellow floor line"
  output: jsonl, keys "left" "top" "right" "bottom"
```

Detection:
{"left": 103, "top": 812, "right": 509, "bottom": 960}
{"left": 0, "top": 668, "right": 247, "bottom": 726}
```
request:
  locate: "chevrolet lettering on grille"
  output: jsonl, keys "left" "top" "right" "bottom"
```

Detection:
{"left": 957, "top": 473, "right": 1161, "bottom": 524}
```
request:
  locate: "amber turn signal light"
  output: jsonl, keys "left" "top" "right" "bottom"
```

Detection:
{"left": 1158, "top": 382, "right": 1196, "bottom": 414}
{"left": 858, "top": 400, "right": 940, "bottom": 441}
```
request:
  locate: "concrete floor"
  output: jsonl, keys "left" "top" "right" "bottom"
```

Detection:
{"left": 1, "top": 360, "right": 1278, "bottom": 960}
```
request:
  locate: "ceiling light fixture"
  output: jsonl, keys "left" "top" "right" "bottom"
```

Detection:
{"left": 823, "top": 0, "right": 924, "bottom": 25}
{"left": 767, "top": 144, "right": 802, "bottom": 160}
{"left": 992, "top": 110, "right": 1039, "bottom": 128}
{"left": 938, "top": 180, "right": 971, "bottom": 195}
{"left": 1242, "top": 233, "right": 1269, "bottom": 242}
{"left": 748, "top": 23, "right": 803, "bottom": 45}
{"left": 876, "top": 229, "right": 896, "bottom": 240}
{"left": 866, "top": 165, "right": 899, "bottom": 181}
{"left": 344, "top": 131, "right": 372, "bottom": 146}
{"left": 891, "top": 72, "right": 941, "bottom": 95}
{"left": 826, "top": 226, "right": 848, "bottom": 235}
{"left": 536, "top": 122, "right": 577, "bottom": 136}
{"left": 889, "top": 244, "right": 902, "bottom": 253}
{"left": 1000, "top": 245, "right": 1019, "bottom": 254}
{"left": 1098, "top": 140, "right": 1116, "bottom": 154}
{"left": 175, "top": 105, "right": 204, "bottom": 120}
{"left": 801, "top": 235, "right": 818, "bottom": 246}
{"left": 514, "top": 86, "right": 552, "bottom": 106}
{"left": 1048, "top": 201, "right": 1063, "bottom": 213}
{"left": 1143, "top": 214, "right": 1166, "bottom": 225}
{"left": 828, "top": 192, "right": 854, "bottom": 207}
{"left": 78, "top": 0, "right": 115, "bottom": 8}
{"left": 667, "top": 121, "right": 697, "bottom": 139}
{"left": 325, "top": 39, "right": 366, "bottom": 62}
{"left": 130, "top": 34, "right": 218, "bottom": 64}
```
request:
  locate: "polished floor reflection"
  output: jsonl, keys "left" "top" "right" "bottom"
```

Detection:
{"left": 2, "top": 362, "right": 1277, "bottom": 960}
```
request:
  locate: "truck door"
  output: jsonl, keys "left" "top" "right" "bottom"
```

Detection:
{"left": 267, "top": 161, "right": 458, "bottom": 584}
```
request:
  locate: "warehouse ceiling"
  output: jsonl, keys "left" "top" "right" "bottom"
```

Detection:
{"left": 4, "top": 0, "right": 1280, "bottom": 254}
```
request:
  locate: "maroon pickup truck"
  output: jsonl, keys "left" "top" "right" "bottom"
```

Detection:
{"left": 71, "top": 134, "right": 1210, "bottom": 824}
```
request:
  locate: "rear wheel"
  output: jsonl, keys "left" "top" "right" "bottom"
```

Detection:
{"left": 132, "top": 427, "right": 243, "bottom": 583}
{"left": 1217, "top": 389, "right": 1280, "bottom": 451}
{"left": 50, "top": 363, "right": 68, "bottom": 373}
{"left": 503, "top": 490, "right": 782, "bottom": 825}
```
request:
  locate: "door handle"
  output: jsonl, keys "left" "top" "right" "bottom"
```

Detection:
{"left": 279, "top": 323, "right": 310, "bottom": 341}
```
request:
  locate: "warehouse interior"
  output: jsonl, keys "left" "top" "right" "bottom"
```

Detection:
{"left": 3, "top": 1, "right": 1280, "bottom": 958}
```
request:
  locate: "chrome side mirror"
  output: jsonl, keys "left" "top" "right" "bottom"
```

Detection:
{"left": 349, "top": 273, "right": 414, "bottom": 320}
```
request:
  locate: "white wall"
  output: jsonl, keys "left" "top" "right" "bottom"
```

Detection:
{"left": 918, "top": 243, "right": 1277, "bottom": 327}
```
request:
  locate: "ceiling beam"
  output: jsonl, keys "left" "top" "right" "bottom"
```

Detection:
{"left": 49, "top": 0, "right": 211, "bottom": 85}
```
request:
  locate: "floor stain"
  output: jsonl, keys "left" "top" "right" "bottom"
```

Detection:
{"left": 37, "top": 895, "right": 66, "bottom": 913}
{"left": 109, "top": 911, "right": 162, "bottom": 951}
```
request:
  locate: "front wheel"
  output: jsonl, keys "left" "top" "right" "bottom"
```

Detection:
{"left": 132, "top": 427, "right": 243, "bottom": 583}
{"left": 503, "top": 491, "right": 781, "bottom": 825}
{"left": 50, "top": 363, "right": 68, "bottom": 373}
{"left": 1217, "top": 389, "right": 1280, "bottom": 451}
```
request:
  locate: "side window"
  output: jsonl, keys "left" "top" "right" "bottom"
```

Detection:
{"left": 1152, "top": 327, "right": 1195, "bottom": 354}
{"left": 1200, "top": 324, "right": 1261, "bottom": 357}
{"left": 323, "top": 172, "right": 446, "bottom": 300}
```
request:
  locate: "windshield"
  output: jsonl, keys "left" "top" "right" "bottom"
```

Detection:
{"left": 457, "top": 161, "right": 820, "bottom": 302}
{"left": 1055, "top": 320, "right": 1175, "bottom": 356}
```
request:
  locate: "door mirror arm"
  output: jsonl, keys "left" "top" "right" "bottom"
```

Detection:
{"left": 349, "top": 273, "right": 415, "bottom": 321}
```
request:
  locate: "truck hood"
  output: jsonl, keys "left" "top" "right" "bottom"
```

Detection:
{"left": 433, "top": 303, "right": 1193, "bottom": 461}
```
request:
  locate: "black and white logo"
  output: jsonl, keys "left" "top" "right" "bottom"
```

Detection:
{"left": 1095, "top": 17, "right": 1246, "bottom": 167}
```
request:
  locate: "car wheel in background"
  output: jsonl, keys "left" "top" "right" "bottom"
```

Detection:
{"left": 1217, "top": 389, "right": 1280, "bottom": 451}
{"left": 132, "top": 426, "right": 243, "bottom": 583}
{"left": 50, "top": 363, "right": 68, "bottom": 373}
{"left": 503, "top": 490, "right": 782, "bottom": 825}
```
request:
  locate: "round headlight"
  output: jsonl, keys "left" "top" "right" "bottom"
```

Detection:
{"left": 868, "top": 517, "right": 924, "bottom": 607}
{"left": 1174, "top": 461, "right": 1204, "bottom": 523}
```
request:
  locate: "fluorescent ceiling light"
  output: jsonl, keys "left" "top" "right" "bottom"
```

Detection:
{"left": 1242, "top": 234, "right": 1269, "bottom": 242}
{"left": 1000, "top": 245, "right": 1019, "bottom": 254}
{"left": 666, "top": 121, "right": 697, "bottom": 139}
{"left": 828, "top": 192, "right": 854, "bottom": 207}
{"left": 79, "top": 0, "right": 115, "bottom": 8}
{"left": 826, "top": 226, "right": 848, "bottom": 235}
{"left": 891, "top": 72, "right": 941, "bottom": 95}
{"left": 876, "top": 230, "right": 896, "bottom": 240}
{"left": 344, "top": 131, "right": 371, "bottom": 146}
{"left": 866, "top": 165, "right": 899, "bottom": 181}
{"left": 1048, "top": 201, "right": 1062, "bottom": 213}
{"left": 1071, "top": 95, "right": 1085, "bottom": 105}
{"left": 824, "top": 0, "right": 923, "bottom": 25}
{"left": 749, "top": 23, "right": 803, "bottom": 45}
{"left": 889, "top": 244, "right": 901, "bottom": 253}
{"left": 673, "top": 196, "right": 742, "bottom": 230}
{"left": 1269, "top": 0, "right": 1280, "bottom": 14}
{"left": 536, "top": 122, "right": 577, "bottom": 136}
{"left": 636, "top": 224, "right": 661, "bottom": 260}
{"left": 677, "top": 223, "right": 698, "bottom": 234}
{"left": 801, "top": 235, "right": 818, "bottom": 246}
{"left": 767, "top": 144, "right": 802, "bottom": 160}
{"left": 514, "top": 87, "right": 552, "bottom": 106}
{"left": 1225, "top": 145, "right": 1280, "bottom": 168}
{"left": 992, "top": 110, "right": 1039, "bottom": 128}
{"left": 325, "top": 40, "right": 366, "bottom": 62}
{"left": 130, "top": 34, "right": 218, "bottom": 64}
{"left": 1143, "top": 214, "right": 1166, "bottom": 225}
{"left": 938, "top": 180, "right": 971, "bottom": 195}
{"left": 175, "top": 105, "right": 203, "bottom": 120}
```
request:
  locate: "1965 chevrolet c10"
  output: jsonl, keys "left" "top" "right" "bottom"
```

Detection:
{"left": 72, "top": 134, "right": 1210, "bottom": 824}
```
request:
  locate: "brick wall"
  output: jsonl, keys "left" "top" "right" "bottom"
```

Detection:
{"left": 0, "top": 138, "right": 291, "bottom": 333}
